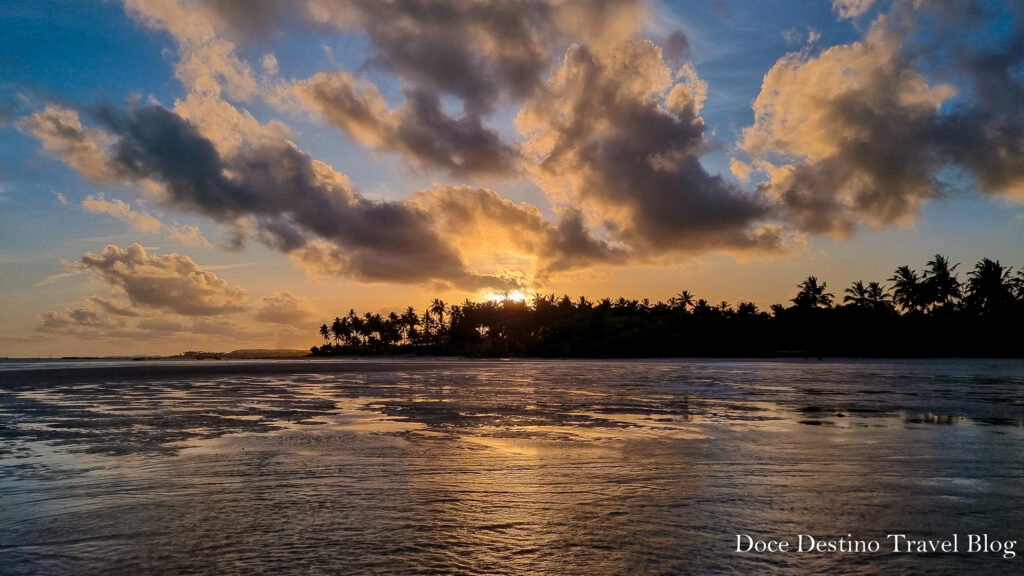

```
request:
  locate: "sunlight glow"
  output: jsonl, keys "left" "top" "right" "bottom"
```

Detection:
{"left": 486, "top": 290, "right": 528, "bottom": 303}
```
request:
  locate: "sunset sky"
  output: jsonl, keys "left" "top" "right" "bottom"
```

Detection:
{"left": 1, "top": 0, "right": 1022, "bottom": 356}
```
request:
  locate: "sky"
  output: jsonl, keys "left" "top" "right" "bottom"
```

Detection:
{"left": 1, "top": 0, "right": 1022, "bottom": 357}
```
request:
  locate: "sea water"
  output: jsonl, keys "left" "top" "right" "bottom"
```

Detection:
{"left": 2, "top": 358, "right": 1022, "bottom": 574}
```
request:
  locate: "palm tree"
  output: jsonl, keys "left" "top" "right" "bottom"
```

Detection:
{"left": 966, "top": 258, "right": 1014, "bottom": 314}
{"left": 736, "top": 301, "right": 758, "bottom": 316}
{"left": 670, "top": 290, "right": 694, "bottom": 311}
{"left": 348, "top": 313, "right": 365, "bottom": 346}
{"left": 531, "top": 292, "right": 548, "bottom": 310}
{"left": 865, "top": 282, "right": 892, "bottom": 312}
{"left": 693, "top": 298, "right": 711, "bottom": 316}
{"left": 319, "top": 323, "right": 331, "bottom": 347}
{"left": 889, "top": 266, "right": 923, "bottom": 313}
{"left": 843, "top": 280, "right": 870, "bottom": 308}
{"left": 429, "top": 298, "right": 448, "bottom": 327}
{"left": 400, "top": 306, "right": 420, "bottom": 343}
{"left": 330, "top": 316, "right": 345, "bottom": 346}
{"left": 923, "top": 254, "right": 961, "bottom": 310}
{"left": 792, "top": 276, "right": 834, "bottom": 309}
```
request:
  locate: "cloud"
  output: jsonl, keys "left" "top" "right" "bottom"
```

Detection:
{"left": 122, "top": 0, "right": 639, "bottom": 183}
{"left": 81, "top": 194, "right": 163, "bottom": 233}
{"left": 18, "top": 105, "right": 120, "bottom": 185}
{"left": 80, "top": 193, "right": 211, "bottom": 246}
{"left": 740, "top": 1, "right": 1024, "bottom": 236}
{"left": 39, "top": 307, "right": 125, "bottom": 331}
{"left": 517, "top": 40, "right": 780, "bottom": 255}
{"left": 124, "top": 0, "right": 257, "bottom": 99}
{"left": 832, "top": 0, "right": 876, "bottom": 20}
{"left": 411, "top": 185, "right": 627, "bottom": 275}
{"left": 166, "top": 224, "right": 211, "bottom": 246}
{"left": 24, "top": 97, "right": 557, "bottom": 290}
{"left": 309, "top": 0, "right": 550, "bottom": 115}
{"left": 253, "top": 290, "right": 317, "bottom": 324}
{"left": 922, "top": 0, "right": 1024, "bottom": 203}
{"left": 740, "top": 22, "right": 954, "bottom": 236}
{"left": 783, "top": 26, "right": 823, "bottom": 46}
{"left": 85, "top": 102, "right": 524, "bottom": 289}
{"left": 172, "top": 93, "right": 292, "bottom": 157}
{"left": 175, "top": 0, "right": 645, "bottom": 114}
{"left": 292, "top": 0, "right": 644, "bottom": 115}
{"left": 85, "top": 296, "right": 141, "bottom": 317}
{"left": 662, "top": 30, "right": 689, "bottom": 65}
{"left": 35, "top": 246, "right": 317, "bottom": 344}
{"left": 730, "top": 159, "right": 751, "bottom": 181}
{"left": 295, "top": 73, "right": 518, "bottom": 176}
{"left": 78, "top": 243, "right": 248, "bottom": 315}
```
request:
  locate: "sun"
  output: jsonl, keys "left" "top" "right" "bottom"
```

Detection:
{"left": 486, "top": 289, "right": 528, "bottom": 303}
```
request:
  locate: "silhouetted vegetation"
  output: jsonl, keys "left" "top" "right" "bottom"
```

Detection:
{"left": 311, "top": 256, "right": 1024, "bottom": 358}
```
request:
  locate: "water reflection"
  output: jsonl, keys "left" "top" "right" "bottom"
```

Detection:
{"left": 1, "top": 359, "right": 1023, "bottom": 574}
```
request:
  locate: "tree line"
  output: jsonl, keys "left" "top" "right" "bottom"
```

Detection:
{"left": 311, "top": 256, "right": 1024, "bottom": 358}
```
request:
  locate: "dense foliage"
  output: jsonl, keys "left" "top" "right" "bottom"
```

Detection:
{"left": 311, "top": 256, "right": 1024, "bottom": 358}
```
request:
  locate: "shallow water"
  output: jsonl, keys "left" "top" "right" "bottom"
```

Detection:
{"left": 2, "top": 358, "right": 1023, "bottom": 574}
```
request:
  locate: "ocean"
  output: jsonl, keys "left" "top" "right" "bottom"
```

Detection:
{"left": 2, "top": 358, "right": 1022, "bottom": 574}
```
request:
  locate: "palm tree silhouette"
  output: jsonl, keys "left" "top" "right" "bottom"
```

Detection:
{"left": 843, "top": 280, "right": 870, "bottom": 308}
{"left": 311, "top": 253, "right": 1022, "bottom": 358}
{"left": 966, "top": 258, "right": 1014, "bottom": 314}
{"left": 793, "top": 276, "right": 834, "bottom": 309}
{"left": 889, "top": 266, "right": 923, "bottom": 313}
{"left": 736, "top": 301, "right": 758, "bottom": 316}
{"left": 866, "top": 282, "right": 891, "bottom": 312}
{"left": 429, "top": 299, "right": 447, "bottom": 326}
{"left": 923, "top": 254, "right": 961, "bottom": 310}
{"left": 330, "top": 317, "right": 345, "bottom": 346}
{"left": 670, "top": 290, "right": 695, "bottom": 311}
{"left": 400, "top": 306, "right": 420, "bottom": 343}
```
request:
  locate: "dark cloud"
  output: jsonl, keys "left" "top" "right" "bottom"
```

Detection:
{"left": 519, "top": 41, "right": 780, "bottom": 254}
{"left": 92, "top": 103, "right": 505, "bottom": 287}
{"left": 297, "top": 73, "right": 519, "bottom": 176}
{"left": 342, "top": 0, "right": 552, "bottom": 115}
{"left": 185, "top": 0, "right": 644, "bottom": 113}
{"left": 394, "top": 89, "right": 519, "bottom": 176}
{"left": 545, "top": 208, "right": 628, "bottom": 274}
